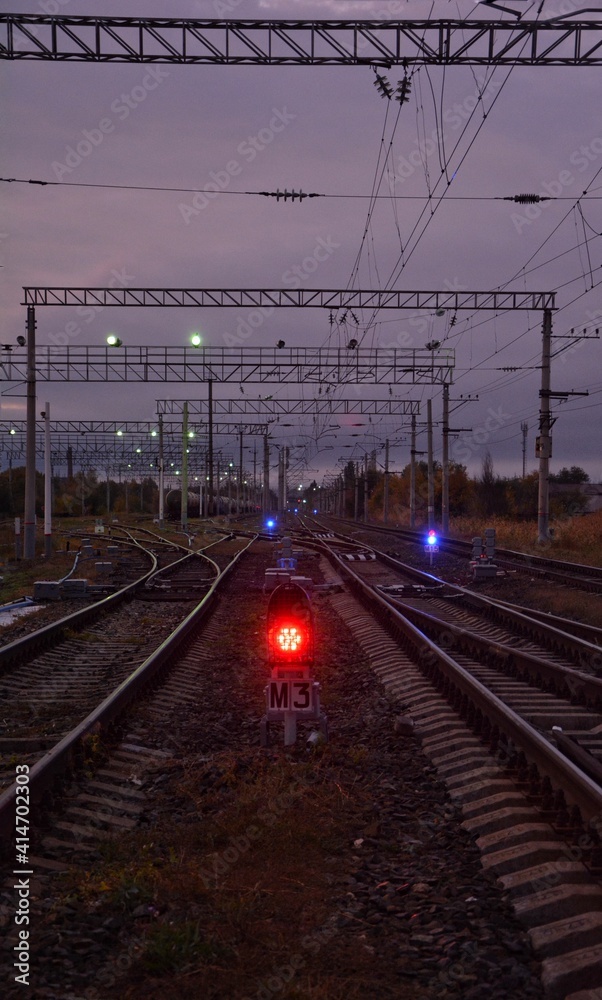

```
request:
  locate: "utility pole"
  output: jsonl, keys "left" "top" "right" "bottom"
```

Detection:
{"left": 24, "top": 306, "right": 37, "bottom": 559}
{"left": 410, "top": 415, "right": 417, "bottom": 529}
{"left": 442, "top": 390, "right": 473, "bottom": 535}
{"left": 263, "top": 433, "right": 270, "bottom": 513}
{"left": 207, "top": 380, "right": 214, "bottom": 516}
{"left": 43, "top": 402, "right": 52, "bottom": 558}
{"left": 238, "top": 428, "right": 243, "bottom": 515}
{"left": 383, "top": 438, "right": 390, "bottom": 524}
{"left": 521, "top": 422, "right": 528, "bottom": 478}
{"left": 441, "top": 387, "right": 449, "bottom": 536}
{"left": 537, "top": 310, "right": 552, "bottom": 543}
{"left": 158, "top": 413, "right": 164, "bottom": 527}
{"left": 363, "top": 452, "right": 369, "bottom": 523}
{"left": 181, "top": 400, "right": 188, "bottom": 532}
{"left": 536, "top": 309, "right": 588, "bottom": 542}
{"left": 427, "top": 399, "right": 434, "bottom": 531}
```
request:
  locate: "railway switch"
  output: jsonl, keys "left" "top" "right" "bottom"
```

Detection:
{"left": 261, "top": 581, "right": 328, "bottom": 747}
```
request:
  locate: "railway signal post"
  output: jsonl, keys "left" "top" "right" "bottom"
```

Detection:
{"left": 424, "top": 531, "right": 439, "bottom": 568}
{"left": 470, "top": 528, "right": 498, "bottom": 580}
{"left": 261, "top": 581, "right": 327, "bottom": 748}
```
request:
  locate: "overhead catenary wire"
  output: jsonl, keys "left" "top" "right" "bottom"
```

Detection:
{"left": 5, "top": 176, "right": 593, "bottom": 201}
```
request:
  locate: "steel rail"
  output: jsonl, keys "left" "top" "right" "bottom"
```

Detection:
{"left": 328, "top": 516, "right": 602, "bottom": 585}
{"left": 0, "top": 534, "right": 255, "bottom": 843}
{"left": 304, "top": 531, "right": 602, "bottom": 825}
{"left": 0, "top": 535, "right": 158, "bottom": 672}
{"left": 381, "top": 594, "right": 602, "bottom": 708}
{"left": 302, "top": 519, "right": 602, "bottom": 668}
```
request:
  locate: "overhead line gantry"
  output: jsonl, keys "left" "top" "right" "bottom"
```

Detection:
{"left": 16, "top": 285, "right": 555, "bottom": 555}
{"left": 22, "top": 287, "right": 556, "bottom": 311}
{"left": 3, "top": 15, "right": 602, "bottom": 67}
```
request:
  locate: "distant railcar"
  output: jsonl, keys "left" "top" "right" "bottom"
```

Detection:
{"left": 164, "top": 490, "right": 200, "bottom": 520}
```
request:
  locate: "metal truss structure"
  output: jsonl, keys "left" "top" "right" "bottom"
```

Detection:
{"left": 156, "top": 397, "right": 421, "bottom": 416}
{"left": 0, "top": 420, "right": 272, "bottom": 436}
{"left": 0, "top": 346, "right": 455, "bottom": 385}
{"left": 0, "top": 439, "right": 236, "bottom": 465}
{"left": 1, "top": 444, "right": 159, "bottom": 464}
{"left": 22, "top": 287, "right": 557, "bottom": 311}
{"left": 2, "top": 15, "right": 602, "bottom": 67}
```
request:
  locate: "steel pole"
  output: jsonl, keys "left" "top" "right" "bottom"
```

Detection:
{"left": 442, "top": 385, "right": 449, "bottom": 535}
{"left": 207, "top": 380, "right": 214, "bottom": 516}
{"left": 383, "top": 438, "right": 390, "bottom": 524}
{"left": 158, "top": 413, "right": 164, "bottom": 527}
{"left": 427, "top": 399, "right": 434, "bottom": 531}
{"left": 181, "top": 401, "right": 188, "bottom": 531}
{"left": 43, "top": 402, "right": 52, "bottom": 558}
{"left": 410, "top": 415, "right": 416, "bottom": 529}
{"left": 537, "top": 309, "right": 553, "bottom": 543}
{"left": 238, "top": 429, "right": 243, "bottom": 515}
{"left": 263, "top": 434, "right": 270, "bottom": 513}
{"left": 24, "top": 306, "right": 37, "bottom": 559}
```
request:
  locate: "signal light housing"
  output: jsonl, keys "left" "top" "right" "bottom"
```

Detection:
{"left": 266, "top": 582, "right": 314, "bottom": 666}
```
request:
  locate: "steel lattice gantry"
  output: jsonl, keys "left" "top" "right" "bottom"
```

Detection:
{"left": 1, "top": 346, "right": 455, "bottom": 386}
{"left": 0, "top": 420, "right": 272, "bottom": 436}
{"left": 0, "top": 421, "right": 269, "bottom": 468}
{"left": 155, "top": 398, "right": 421, "bottom": 416}
{"left": 3, "top": 15, "right": 602, "bottom": 67}
{"left": 22, "top": 288, "right": 556, "bottom": 311}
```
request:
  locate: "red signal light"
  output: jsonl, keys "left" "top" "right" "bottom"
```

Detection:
{"left": 274, "top": 623, "right": 305, "bottom": 654}
{"left": 266, "top": 583, "right": 314, "bottom": 665}
{"left": 269, "top": 620, "right": 309, "bottom": 659}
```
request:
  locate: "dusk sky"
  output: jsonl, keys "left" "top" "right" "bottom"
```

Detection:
{"left": 1, "top": 0, "right": 601, "bottom": 487}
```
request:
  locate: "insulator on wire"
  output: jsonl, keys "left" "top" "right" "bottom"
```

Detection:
{"left": 396, "top": 75, "right": 412, "bottom": 105}
{"left": 259, "top": 188, "right": 317, "bottom": 202}
{"left": 373, "top": 72, "right": 394, "bottom": 100}
{"left": 350, "top": 311, "right": 360, "bottom": 325}
{"left": 506, "top": 193, "right": 550, "bottom": 203}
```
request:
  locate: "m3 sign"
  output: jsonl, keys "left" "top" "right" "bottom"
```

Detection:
{"left": 268, "top": 680, "right": 313, "bottom": 713}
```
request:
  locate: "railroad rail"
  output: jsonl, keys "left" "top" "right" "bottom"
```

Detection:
{"left": 2, "top": 522, "right": 602, "bottom": 995}
{"left": 0, "top": 531, "right": 254, "bottom": 838}
{"left": 297, "top": 519, "right": 602, "bottom": 829}
{"left": 324, "top": 515, "right": 602, "bottom": 594}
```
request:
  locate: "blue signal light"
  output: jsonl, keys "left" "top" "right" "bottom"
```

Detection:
{"left": 266, "top": 519, "right": 276, "bottom": 529}
{"left": 427, "top": 531, "right": 437, "bottom": 546}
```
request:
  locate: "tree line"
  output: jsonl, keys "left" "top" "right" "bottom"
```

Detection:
{"left": 338, "top": 456, "right": 592, "bottom": 522}
{"left": 0, "top": 467, "right": 159, "bottom": 518}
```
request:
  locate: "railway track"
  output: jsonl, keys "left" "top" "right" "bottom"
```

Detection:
{"left": 2, "top": 521, "right": 602, "bottom": 997}
{"left": 293, "top": 518, "right": 602, "bottom": 998}
{"left": 0, "top": 537, "right": 550, "bottom": 1000}
{"left": 298, "top": 518, "right": 602, "bottom": 769}
{"left": 322, "top": 515, "right": 602, "bottom": 595}
{"left": 0, "top": 532, "right": 252, "bottom": 805}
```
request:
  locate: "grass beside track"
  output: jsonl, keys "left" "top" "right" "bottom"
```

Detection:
{"left": 447, "top": 510, "right": 602, "bottom": 566}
